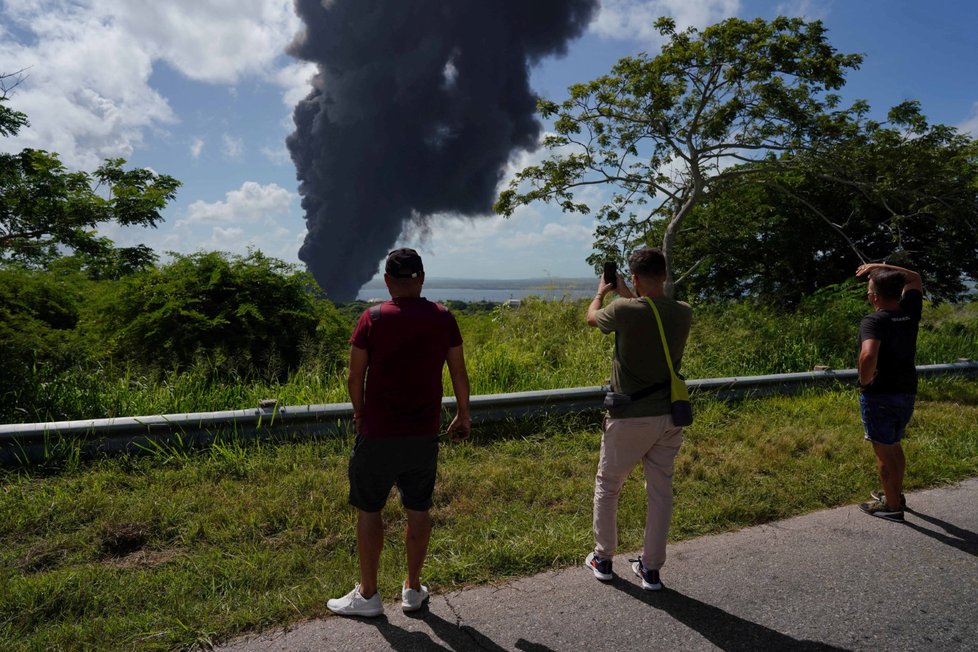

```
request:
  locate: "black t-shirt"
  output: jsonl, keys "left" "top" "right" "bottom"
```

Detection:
{"left": 858, "top": 289, "right": 923, "bottom": 395}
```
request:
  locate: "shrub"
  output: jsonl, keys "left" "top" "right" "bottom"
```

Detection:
{"left": 0, "top": 266, "right": 90, "bottom": 420}
{"left": 100, "top": 251, "right": 347, "bottom": 380}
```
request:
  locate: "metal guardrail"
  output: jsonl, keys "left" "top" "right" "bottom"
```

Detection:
{"left": 1, "top": 361, "right": 975, "bottom": 463}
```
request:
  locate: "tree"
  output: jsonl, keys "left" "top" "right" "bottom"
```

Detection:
{"left": 802, "top": 101, "right": 978, "bottom": 301}
{"left": 0, "top": 72, "right": 29, "bottom": 138}
{"left": 673, "top": 102, "right": 978, "bottom": 304}
{"left": 0, "top": 78, "right": 180, "bottom": 268}
{"left": 495, "top": 16, "right": 863, "bottom": 295}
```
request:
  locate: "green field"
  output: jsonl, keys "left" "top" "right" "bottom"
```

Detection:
{"left": 1, "top": 295, "right": 976, "bottom": 651}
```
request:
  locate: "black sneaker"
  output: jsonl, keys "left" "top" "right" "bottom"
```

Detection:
{"left": 585, "top": 552, "right": 613, "bottom": 581}
{"left": 859, "top": 499, "right": 905, "bottom": 522}
{"left": 630, "top": 557, "right": 663, "bottom": 591}
{"left": 870, "top": 489, "right": 907, "bottom": 509}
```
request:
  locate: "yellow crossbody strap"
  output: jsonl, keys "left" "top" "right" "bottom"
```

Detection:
{"left": 644, "top": 297, "right": 689, "bottom": 402}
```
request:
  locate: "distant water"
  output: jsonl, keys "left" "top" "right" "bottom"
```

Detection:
{"left": 356, "top": 288, "right": 594, "bottom": 302}
{"left": 356, "top": 278, "right": 595, "bottom": 303}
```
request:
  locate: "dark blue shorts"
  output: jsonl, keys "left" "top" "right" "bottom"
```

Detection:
{"left": 860, "top": 393, "right": 915, "bottom": 445}
{"left": 348, "top": 435, "right": 438, "bottom": 512}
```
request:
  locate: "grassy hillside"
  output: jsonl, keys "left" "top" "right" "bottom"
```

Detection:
{"left": 0, "top": 379, "right": 975, "bottom": 651}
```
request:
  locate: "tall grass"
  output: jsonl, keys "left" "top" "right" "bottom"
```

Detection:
{"left": 12, "top": 294, "right": 976, "bottom": 422}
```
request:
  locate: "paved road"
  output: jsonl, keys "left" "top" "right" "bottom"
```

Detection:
{"left": 219, "top": 479, "right": 978, "bottom": 651}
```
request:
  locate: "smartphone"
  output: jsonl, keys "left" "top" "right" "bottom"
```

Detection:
{"left": 603, "top": 261, "right": 617, "bottom": 285}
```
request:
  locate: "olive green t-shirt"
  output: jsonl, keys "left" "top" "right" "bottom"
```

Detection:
{"left": 595, "top": 296, "right": 693, "bottom": 418}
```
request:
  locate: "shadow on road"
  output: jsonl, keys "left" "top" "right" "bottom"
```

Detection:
{"left": 365, "top": 605, "right": 556, "bottom": 652}
{"left": 905, "top": 508, "right": 978, "bottom": 556}
{"left": 610, "top": 577, "right": 849, "bottom": 651}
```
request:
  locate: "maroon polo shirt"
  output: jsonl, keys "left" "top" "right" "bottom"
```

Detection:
{"left": 350, "top": 297, "right": 463, "bottom": 438}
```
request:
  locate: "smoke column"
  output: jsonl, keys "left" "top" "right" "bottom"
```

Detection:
{"left": 287, "top": 0, "right": 598, "bottom": 300}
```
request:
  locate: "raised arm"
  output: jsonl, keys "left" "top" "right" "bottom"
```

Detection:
{"left": 856, "top": 263, "right": 923, "bottom": 294}
{"left": 587, "top": 275, "right": 621, "bottom": 327}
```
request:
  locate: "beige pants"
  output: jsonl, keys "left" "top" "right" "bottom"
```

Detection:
{"left": 593, "top": 413, "right": 682, "bottom": 570}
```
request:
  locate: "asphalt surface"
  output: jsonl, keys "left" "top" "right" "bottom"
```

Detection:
{"left": 218, "top": 479, "right": 978, "bottom": 651}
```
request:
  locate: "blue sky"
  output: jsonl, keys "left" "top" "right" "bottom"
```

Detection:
{"left": 2, "top": 0, "right": 976, "bottom": 282}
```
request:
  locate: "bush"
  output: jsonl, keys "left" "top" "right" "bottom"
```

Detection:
{"left": 0, "top": 266, "right": 90, "bottom": 421}
{"left": 100, "top": 251, "right": 348, "bottom": 380}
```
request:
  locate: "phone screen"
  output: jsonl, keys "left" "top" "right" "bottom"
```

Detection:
{"left": 603, "top": 261, "right": 617, "bottom": 284}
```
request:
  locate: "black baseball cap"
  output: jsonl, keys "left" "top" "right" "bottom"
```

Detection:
{"left": 385, "top": 248, "right": 424, "bottom": 279}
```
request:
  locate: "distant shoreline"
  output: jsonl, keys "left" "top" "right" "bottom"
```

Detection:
{"left": 355, "top": 278, "right": 596, "bottom": 303}
{"left": 359, "top": 277, "right": 595, "bottom": 291}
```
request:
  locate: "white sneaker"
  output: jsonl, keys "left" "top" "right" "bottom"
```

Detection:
{"left": 401, "top": 583, "right": 429, "bottom": 612}
{"left": 327, "top": 585, "right": 384, "bottom": 617}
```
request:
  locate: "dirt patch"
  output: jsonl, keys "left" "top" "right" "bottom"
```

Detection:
{"left": 20, "top": 544, "right": 69, "bottom": 574}
{"left": 100, "top": 521, "right": 150, "bottom": 557}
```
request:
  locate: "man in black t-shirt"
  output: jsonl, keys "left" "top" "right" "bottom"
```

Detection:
{"left": 855, "top": 263, "right": 924, "bottom": 522}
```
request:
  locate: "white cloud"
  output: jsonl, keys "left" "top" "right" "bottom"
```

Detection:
{"left": 222, "top": 134, "right": 245, "bottom": 161}
{"left": 959, "top": 102, "right": 978, "bottom": 137}
{"left": 0, "top": 6, "right": 175, "bottom": 168}
{"left": 95, "top": 0, "right": 301, "bottom": 85}
{"left": 190, "top": 136, "right": 204, "bottom": 159}
{"left": 590, "top": 0, "right": 741, "bottom": 44}
{"left": 275, "top": 61, "right": 318, "bottom": 109}
{"left": 0, "top": 0, "right": 302, "bottom": 169}
{"left": 213, "top": 226, "right": 244, "bottom": 241}
{"left": 498, "top": 221, "right": 593, "bottom": 250}
{"left": 775, "top": 1, "right": 828, "bottom": 21}
{"left": 181, "top": 181, "right": 293, "bottom": 225}
{"left": 427, "top": 215, "right": 509, "bottom": 251}
{"left": 400, "top": 207, "right": 593, "bottom": 257}
{"left": 544, "top": 221, "right": 594, "bottom": 240}
{"left": 144, "top": 182, "right": 301, "bottom": 263}
{"left": 260, "top": 143, "right": 292, "bottom": 165}
{"left": 388, "top": 210, "right": 597, "bottom": 279}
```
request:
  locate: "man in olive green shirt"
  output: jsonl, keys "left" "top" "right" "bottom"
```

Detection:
{"left": 584, "top": 248, "right": 692, "bottom": 591}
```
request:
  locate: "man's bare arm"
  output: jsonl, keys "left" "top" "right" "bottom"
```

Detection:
{"left": 586, "top": 276, "right": 617, "bottom": 327}
{"left": 348, "top": 345, "right": 368, "bottom": 433}
{"left": 445, "top": 345, "right": 471, "bottom": 440}
{"left": 856, "top": 263, "right": 923, "bottom": 295}
{"left": 858, "top": 338, "right": 880, "bottom": 388}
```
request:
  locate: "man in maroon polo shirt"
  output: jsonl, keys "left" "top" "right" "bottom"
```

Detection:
{"left": 327, "top": 248, "right": 471, "bottom": 617}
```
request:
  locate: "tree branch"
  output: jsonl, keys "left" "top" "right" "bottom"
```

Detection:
{"left": 767, "top": 181, "right": 869, "bottom": 263}
{"left": 674, "top": 255, "right": 710, "bottom": 286}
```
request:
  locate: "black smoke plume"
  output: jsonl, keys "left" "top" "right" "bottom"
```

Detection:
{"left": 287, "top": 0, "right": 598, "bottom": 300}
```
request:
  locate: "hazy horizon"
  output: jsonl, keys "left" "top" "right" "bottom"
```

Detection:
{"left": 360, "top": 276, "right": 595, "bottom": 290}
